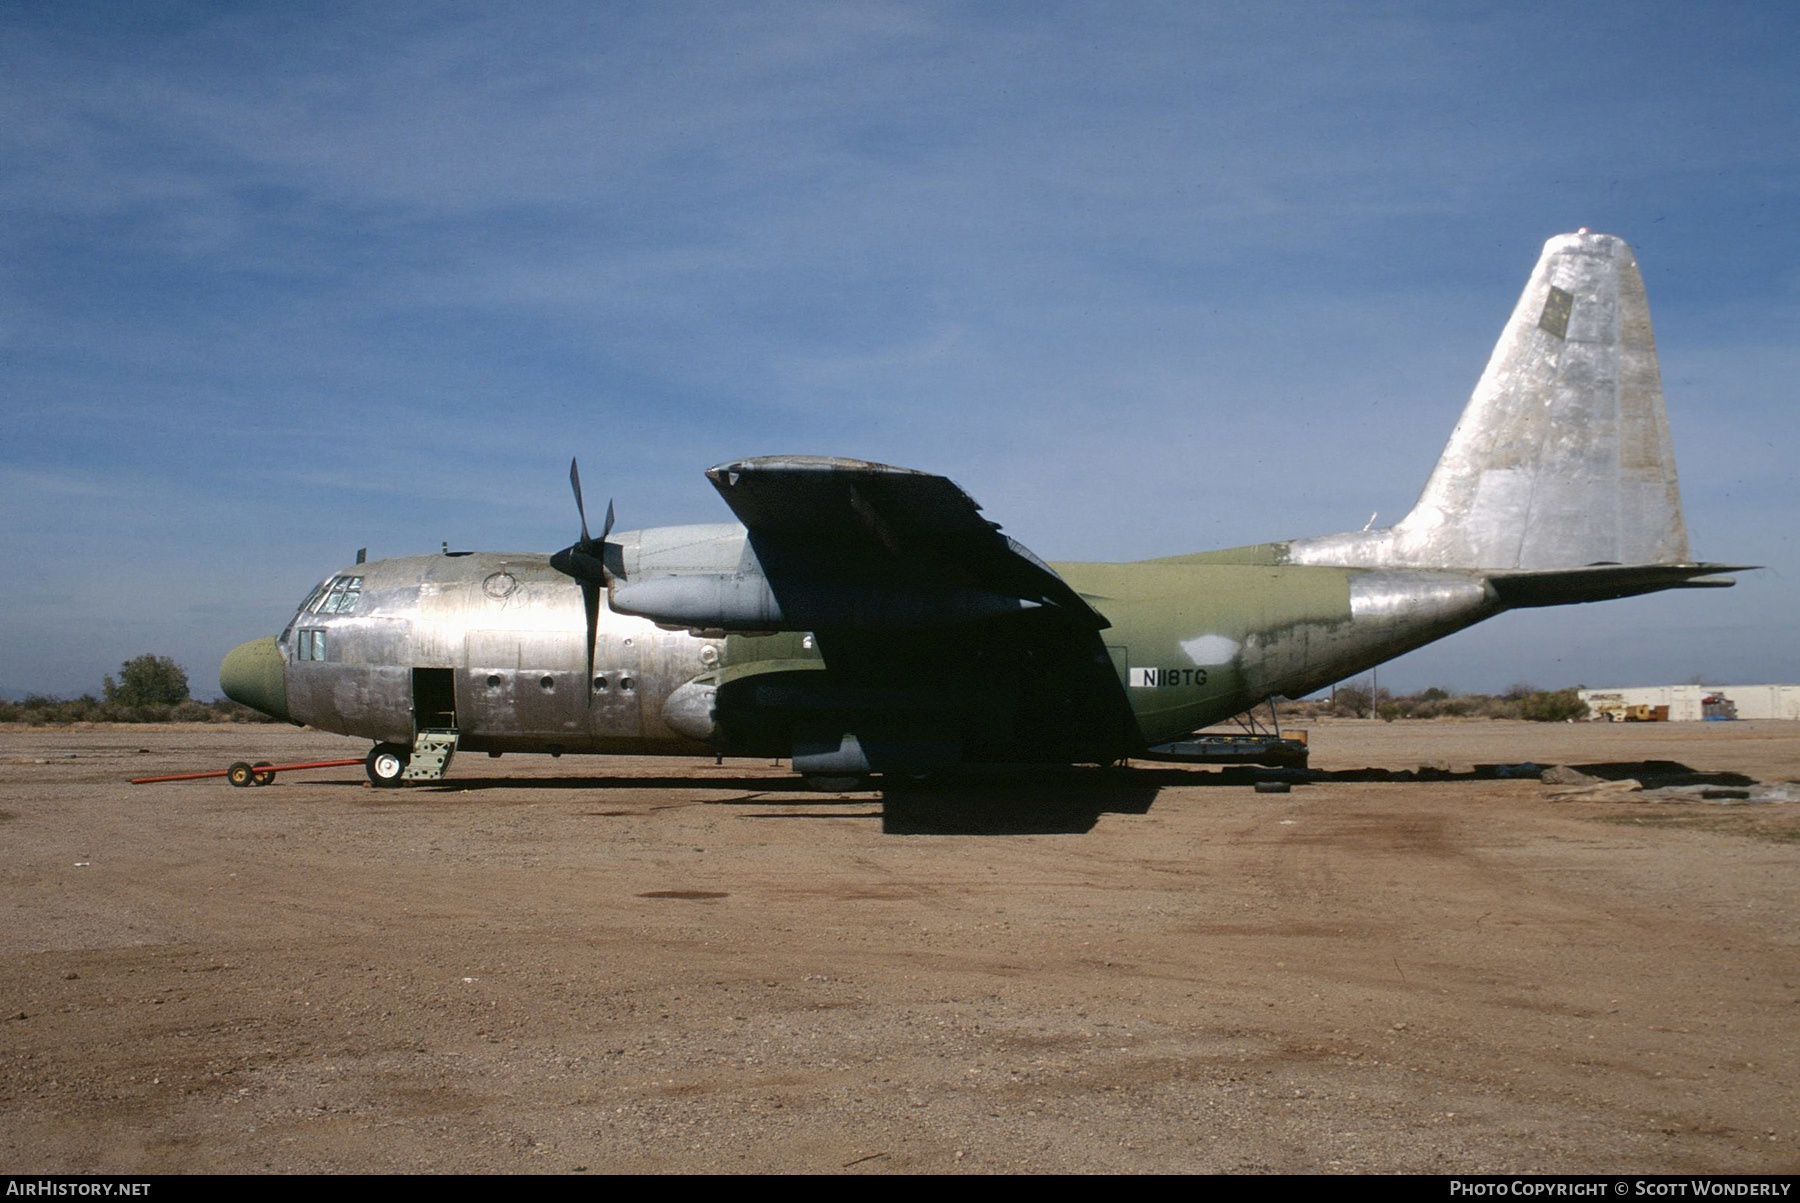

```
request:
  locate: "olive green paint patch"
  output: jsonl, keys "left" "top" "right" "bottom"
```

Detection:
{"left": 1539, "top": 285, "right": 1573, "bottom": 339}
{"left": 1139, "top": 542, "right": 1294, "bottom": 567}
{"left": 1053, "top": 560, "right": 1358, "bottom": 738}
{"left": 1054, "top": 561, "right": 1351, "bottom": 624}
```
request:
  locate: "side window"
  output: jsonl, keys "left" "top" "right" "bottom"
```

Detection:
{"left": 295, "top": 630, "right": 326, "bottom": 661}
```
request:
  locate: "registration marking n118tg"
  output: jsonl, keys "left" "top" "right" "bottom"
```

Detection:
{"left": 1130, "top": 667, "right": 1209, "bottom": 688}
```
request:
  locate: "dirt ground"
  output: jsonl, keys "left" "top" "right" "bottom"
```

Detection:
{"left": 1, "top": 719, "right": 1797, "bottom": 1175}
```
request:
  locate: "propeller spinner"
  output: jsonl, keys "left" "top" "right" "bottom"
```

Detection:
{"left": 549, "top": 458, "right": 615, "bottom": 696}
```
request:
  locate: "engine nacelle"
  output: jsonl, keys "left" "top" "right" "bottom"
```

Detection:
{"left": 610, "top": 574, "right": 1040, "bottom": 632}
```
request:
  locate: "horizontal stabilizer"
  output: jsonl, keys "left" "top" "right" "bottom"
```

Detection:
{"left": 1488, "top": 563, "right": 1750, "bottom": 609}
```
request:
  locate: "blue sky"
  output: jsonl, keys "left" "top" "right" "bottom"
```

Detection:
{"left": 3, "top": 1, "right": 1795, "bottom": 698}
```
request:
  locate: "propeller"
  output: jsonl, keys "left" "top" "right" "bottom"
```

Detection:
{"left": 549, "top": 457, "right": 615, "bottom": 696}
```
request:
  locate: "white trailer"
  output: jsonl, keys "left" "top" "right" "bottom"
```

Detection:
{"left": 1578, "top": 685, "right": 1800, "bottom": 721}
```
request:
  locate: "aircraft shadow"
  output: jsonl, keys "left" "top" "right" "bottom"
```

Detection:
{"left": 428, "top": 765, "right": 1165, "bottom": 834}
{"left": 1567, "top": 760, "right": 1757, "bottom": 788}
{"left": 425, "top": 773, "right": 823, "bottom": 794}
{"left": 369, "top": 758, "right": 1759, "bottom": 834}
{"left": 871, "top": 781, "right": 1152, "bottom": 835}
{"left": 867, "top": 759, "right": 1763, "bottom": 834}
{"left": 875, "top": 769, "right": 1160, "bottom": 835}
{"left": 1281, "top": 759, "right": 1757, "bottom": 788}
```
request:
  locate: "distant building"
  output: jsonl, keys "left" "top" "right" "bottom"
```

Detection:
{"left": 1578, "top": 685, "right": 1800, "bottom": 722}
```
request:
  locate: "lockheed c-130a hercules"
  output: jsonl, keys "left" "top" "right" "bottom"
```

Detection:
{"left": 220, "top": 231, "right": 1745, "bottom": 788}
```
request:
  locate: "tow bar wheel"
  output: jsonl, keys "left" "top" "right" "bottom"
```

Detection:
{"left": 366, "top": 743, "right": 409, "bottom": 788}
{"left": 227, "top": 761, "right": 255, "bottom": 788}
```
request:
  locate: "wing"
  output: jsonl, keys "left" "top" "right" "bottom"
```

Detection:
{"left": 606, "top": 457, "right": 1134, "bottom": 768}
{"left": 706, "top": 455, "right": 1107, "bottom": 628}
{"left": 610, "top": 456, "right": 1107, "bottom": 632}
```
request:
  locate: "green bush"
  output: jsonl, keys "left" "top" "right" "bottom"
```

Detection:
{"left": 1516, "top": 688, "right": 1589, "bottom": 722}
{"left": 103, "top": 654, "right": 190, "bottom": 707}
{"left": 1281, "top": 683, "right": 1589, "bottom": 722}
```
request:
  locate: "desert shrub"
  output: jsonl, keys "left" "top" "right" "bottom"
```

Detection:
{"left": 1516, "top": 688, "right": 1588, "bottom": 722}
{"left": 104, "top": 655, "right": 190, "bottom": 707}
{"left": 1293, "top": 684, "right": 1587, "bottom": 721}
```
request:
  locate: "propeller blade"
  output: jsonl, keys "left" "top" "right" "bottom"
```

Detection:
{"left": 581, "top": 580, "right": 600, "bottom": 698}
{"left": 554, "top": 459, "right": 615, "bottom": 700}
{"left": 569, "top": 457, "right": 591, "bottom": 546}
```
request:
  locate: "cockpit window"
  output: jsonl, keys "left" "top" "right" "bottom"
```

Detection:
{"left": 282, "top": 575, "right": 362, "bottom": 647}
{"left": 294, "top": 629, "right": 326, "bottom": 661}
{"left": 281, "top": 577, "right": 333, "bottom": 645}
{"left": 312, "top": 575, "right": 364, "bottom": 615}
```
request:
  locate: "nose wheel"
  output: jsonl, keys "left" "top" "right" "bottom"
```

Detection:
{"left": 365, "top": 743, "right": 410, "bottom": 787}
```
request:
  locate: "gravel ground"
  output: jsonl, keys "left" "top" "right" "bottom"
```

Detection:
{"left": 2, "top": 719, "right": 1797, "bottom": 1174}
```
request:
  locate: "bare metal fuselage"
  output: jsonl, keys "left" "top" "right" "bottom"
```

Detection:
{"left": 271, "top": 537, "right": 1499, "bottom": 759}
{"left": 283, "top": 550, "right": 723, "bottom": 754}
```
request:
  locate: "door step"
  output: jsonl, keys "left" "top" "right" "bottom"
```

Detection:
{"left": 403, "top": 729, "right": 459, "bottom": 780}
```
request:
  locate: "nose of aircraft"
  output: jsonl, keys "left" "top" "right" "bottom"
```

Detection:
{"left": 220, "top": 636, "right": 290, "bottom": 723}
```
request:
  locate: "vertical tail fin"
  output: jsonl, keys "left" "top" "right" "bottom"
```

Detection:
{"left": 1291, "top": 231, "right": 1691, "bottom": 571}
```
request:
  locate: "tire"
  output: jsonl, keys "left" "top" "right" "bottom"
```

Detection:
{"left": 1253, "top": 780, "right": 1291, "bottom": 794}
{"left": 227, "top": 761, "right": 254, "bottom": 788}
{"left": 366, "top": 743, "right": 409, "bottom": 788}
{"left": 251, "top": 761, "right": 275, "bottom": 787}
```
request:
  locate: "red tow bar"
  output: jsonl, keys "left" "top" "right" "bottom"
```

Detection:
{"left": 130, "top": 758, "right": 365, "bottom": 787}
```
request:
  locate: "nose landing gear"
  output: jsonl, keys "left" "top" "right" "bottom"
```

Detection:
{"left": 365, "top": 743, "right": 410, "bottom": 787}
{"left": 364, "top": 730, "right": 459, "bottom": 786}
